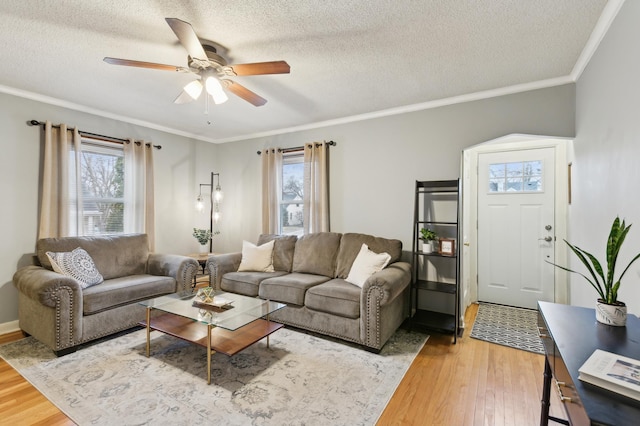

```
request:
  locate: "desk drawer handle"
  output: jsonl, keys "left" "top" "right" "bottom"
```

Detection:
{"left": 555, "top": 381, "right": 573, "bottom": 403}
{"left": 537, "top": 326, "right": 549, "bottom": 338}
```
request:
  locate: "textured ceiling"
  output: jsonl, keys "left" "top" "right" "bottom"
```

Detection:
{"left": 0, "top": 1, "right": 612, "bottom": 143}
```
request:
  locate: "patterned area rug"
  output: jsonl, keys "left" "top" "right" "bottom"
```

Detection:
{"left": 470, "top": 303, "right": 544, "bottom": 354}
{"left": 0, "top": 327, "right": 427, "bottom": 425}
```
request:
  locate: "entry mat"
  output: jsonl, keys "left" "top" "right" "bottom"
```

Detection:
{"left": 470, "top": 302, "right": 544, "bottom": 354}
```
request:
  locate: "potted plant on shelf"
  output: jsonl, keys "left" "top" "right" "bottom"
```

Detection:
{"left": 419, "top": 228, "right": 438, "bottom": 254}
{"left": 550, "top": 216, "right": 640, "bottom": 326}
{"left": 192, "top": 228, "right": 212, "bottom": 253}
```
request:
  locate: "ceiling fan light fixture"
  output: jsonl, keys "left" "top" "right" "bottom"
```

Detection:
{"left": 205, "top": 76, "right": 229, "bottom": 104}
{"left": 184, "top": 80, "right": 203, "bottom": 100}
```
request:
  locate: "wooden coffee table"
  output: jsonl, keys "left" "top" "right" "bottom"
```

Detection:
{"left": 140, "top": 290, "right": 285, "bottom": 384}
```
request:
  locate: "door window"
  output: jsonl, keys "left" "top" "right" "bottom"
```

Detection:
{"left": 488, "top": 160, "right": 543, "bottom": 193}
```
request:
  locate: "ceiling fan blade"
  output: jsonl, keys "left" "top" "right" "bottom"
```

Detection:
{"left": 165, "top": 18, "right": 207, "bottom": 60}
{"left": 103, "top": 57, "right": 188, "bottom": 72}
{"left": 222, "top": 80, "right": 267, "bottom": 106}
{"left": 226, "top": 61, "right": 290, "bottom": 76}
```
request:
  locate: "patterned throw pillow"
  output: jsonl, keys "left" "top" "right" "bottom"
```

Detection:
{"left": 46, "top": 247, "right": 104, "bottom": 289}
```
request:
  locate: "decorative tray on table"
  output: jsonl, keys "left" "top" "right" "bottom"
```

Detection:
{"left": 192, "top": 288, "right": 234, "bottom": 311}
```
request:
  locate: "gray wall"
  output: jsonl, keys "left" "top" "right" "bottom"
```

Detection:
{"left": 214, "top": 85, "right": 576, "bottom": 255}
{"left": 0, "top": 81, "right": 575, "bottom": 328}
{"left": 0, "top": 92, "right": 218, "bottom": 325}
{"left": 572, "top": 0, "right": 640, "bottom": 314}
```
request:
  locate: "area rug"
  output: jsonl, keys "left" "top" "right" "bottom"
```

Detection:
{"left": 0, "top": 327, "right": 427, "bottom": 425}
{"left": 470, "top": 303, "right": 544, "bottom": 354}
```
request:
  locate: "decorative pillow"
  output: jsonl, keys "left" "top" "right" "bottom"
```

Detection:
{"left": 237, "top": 240, "right": 275, "bottom": 272}
{"left": 46, "top": 247, "right": 104, "bottom": 289}
{"left": 345, "top": 243, "right": 392, "bottom": 288}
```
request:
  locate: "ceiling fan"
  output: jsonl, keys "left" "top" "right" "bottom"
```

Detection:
{"left": 103, "top": 18, "right": 290, "bottom": 107}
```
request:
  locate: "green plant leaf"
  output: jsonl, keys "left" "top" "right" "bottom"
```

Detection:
{"left": 610, "top": 281, "right": 620, "bottom": 304}
{"left": 565, "top": 240, "right": 606, "bottom": 299}
{"left": 547, "top": 261, "right": 605, "bottom": 300}
{"left": 618, "top": 252, "right": 640, "bottom": 284}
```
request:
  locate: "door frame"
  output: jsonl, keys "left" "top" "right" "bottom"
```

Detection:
{"left": 461, "top": 134, "right": 571, "bottom": 315}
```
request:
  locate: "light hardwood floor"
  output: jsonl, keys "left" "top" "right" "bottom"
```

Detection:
{"left": 0, "top": 304, "right": 566, "bottom": 425}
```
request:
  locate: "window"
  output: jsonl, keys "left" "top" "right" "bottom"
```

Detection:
{"left": 72, "top": 140, "right": 125, "bottom": 235}
{"left": 488, "top": 160, "right": 543, "bottom": 193}
{"left": 280, "top": 153, "right": 304, "bottom": 235}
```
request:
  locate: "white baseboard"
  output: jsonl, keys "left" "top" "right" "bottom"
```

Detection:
{"left": 0, "top": 320, "right": 20, "bottom": 335}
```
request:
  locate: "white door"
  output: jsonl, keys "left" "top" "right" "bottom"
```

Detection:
{"left": 477, "top": 148, "right": 555, "bottom": 309}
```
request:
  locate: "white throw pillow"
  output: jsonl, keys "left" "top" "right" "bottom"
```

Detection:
{"left": 345, "top": 243, "right": 392, "bottom": 287}
{"left": 46, "top": 247, "right": 104, "bottom": 289}
{"left": 237, "top": 240, "right": 276, "bottom": 272}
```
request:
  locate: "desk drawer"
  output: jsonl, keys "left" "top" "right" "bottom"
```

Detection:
{"left": 537, "top": 311, "right": 555, "bottom": 364}
{"left": 553, "top": 353, "right": 590, "bottom": 425}
{"left": 538, "top": 309, "right": 590, "bottom": 425}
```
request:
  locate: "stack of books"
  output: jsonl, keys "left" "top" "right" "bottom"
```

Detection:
{"left": 579, "top": 349, "right": 640, "bottom": 402}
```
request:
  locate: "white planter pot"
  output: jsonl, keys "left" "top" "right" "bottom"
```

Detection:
{"left": 198, "top": 244, "right": 209, "bottom": 254}
{"left": 421, "top": 241, "right": 433, "bottom": 254}
{"left": 595, "top": 299, "right": 627, "bottom": 326}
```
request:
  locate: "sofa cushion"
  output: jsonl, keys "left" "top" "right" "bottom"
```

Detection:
{"left": 335, "top": 233, "right": 403, "bottom": 279}
{"left": 259, "top": 272, "right": 331, "bottom": 306}
{"left": 238, "top": 240, "right": 275, "bottom": 272}
{"left": 46, "top": 247, "right": 104, "bottom": 289}
{"left": 37, "top": 234, "right": 149, "bottom": 280}
{"left": 305, "top": 279, "right": 361, "bottom": 319}
{"left": 82, "top": 274, "right": 175, "bottom": 315}
{"left": 221, "top": 271, "right": 288, "bottom": 297}
{"left": 292, "top": 232, "right": 342, "bottom": 277}
{"left": 258, "top": 234, "right": 297, "bottom": 272}
{"left": 345, "top": 243, "right": 391, "bottom": 287}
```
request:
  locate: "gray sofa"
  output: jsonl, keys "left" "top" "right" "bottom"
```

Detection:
{"left": 206, "top": 232, "right": 411, "bottom": 352}
{"left": 13, "top": 233, "right": 199, "bottom": 355}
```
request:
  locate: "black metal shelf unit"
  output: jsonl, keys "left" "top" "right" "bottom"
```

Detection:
{"left": 411, "top": 179, "right": 461, "bottom": 343}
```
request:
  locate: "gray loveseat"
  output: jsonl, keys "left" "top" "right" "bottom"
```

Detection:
{"left": 206, "top": 232, "right": 411, "bottom": 352}
{"left": 13, "top": 233, "right": 199, "bottom": 355}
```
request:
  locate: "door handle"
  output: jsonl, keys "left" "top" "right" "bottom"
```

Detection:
{"left": 538, "top": 236, "right": 553, "bottom": 242}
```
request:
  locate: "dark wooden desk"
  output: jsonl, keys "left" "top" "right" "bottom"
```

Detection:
{"left": 538, "top": 301, "right": 640, "bottom": 425}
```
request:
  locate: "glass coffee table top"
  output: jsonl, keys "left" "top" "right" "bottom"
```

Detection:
{"left": 139, "top": 289, "right": 286, "bottom": 384}
{"left": 140, "top": 290, "right": 285, "bottom": 331}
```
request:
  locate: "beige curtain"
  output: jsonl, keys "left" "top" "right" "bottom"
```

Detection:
{"left": 38, "top": 121, "right": 82, "bottom": 238}
{"left": 124, "top": 139, "right": 156, "bottom": 250}
{"left": 261, "top": 148, "right": 283, "bottom": 234}
{"left": 303, "top": 142, "right": 330, "bottom": 233}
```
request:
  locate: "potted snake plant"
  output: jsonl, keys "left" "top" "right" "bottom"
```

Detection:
{"left": 551, "top": 216, "right": 640, "bottom": 326}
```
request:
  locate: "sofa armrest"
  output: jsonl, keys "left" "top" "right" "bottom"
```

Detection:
{"left": 361, "top": 261, "right": 411, "bottom": 306}
{"left": 13, "top": 265, "right": 83, "bottom": 308}
{"left": 13, "top": 265, "right": 85, "bottom": 350}
{"left": 360, "top": 261, "right": 411, "bottom": 350}
{"left": 147, "top": 254, "right": 199, "bottom": 292}
{"left": 205, "top": 252, "right": 242, "bottom": 290}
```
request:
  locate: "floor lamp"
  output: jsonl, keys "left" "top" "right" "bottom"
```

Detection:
{"left": 195, "top": 172, "right": 222, "bottom": 253}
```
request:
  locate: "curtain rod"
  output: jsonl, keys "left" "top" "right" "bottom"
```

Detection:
{"left": 27, "top": 120, "right": 162, "bottom": 150}
{"left": 257, "top": 140, "right": 336, "bottom": 155}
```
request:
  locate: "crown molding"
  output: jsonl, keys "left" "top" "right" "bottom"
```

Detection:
{"left": 571, "top": 0, "right": 625, "bottom": 81}
{"left": 213, "top": 76, "right": 574, "bottom": 143}
{"left": 0, "top": 76, "right": 576, "bottom": 145}
{"left": 0, "top": 84, "right": 219, "bottom": 144}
